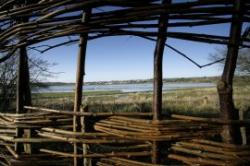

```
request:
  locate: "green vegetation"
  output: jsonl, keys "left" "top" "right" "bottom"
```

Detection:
{"left": 3, "top": 76, "right": 249, "bottom": 117}
{"left": 32, "top": 90, "right": 122, "bottom": 98}
{"left": 32, "top": 83, "right": 250, "bottom": 118}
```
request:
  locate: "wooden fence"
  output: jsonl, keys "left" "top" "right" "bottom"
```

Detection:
{"left": 0, "top": 0, "right": 249, "bottom": 165}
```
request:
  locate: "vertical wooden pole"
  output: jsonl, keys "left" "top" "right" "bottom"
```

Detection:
{"left": 81, "top": 105, "right": 91, "bottom": 166}
{"left": 15, "top": 1, "right": 32, "bottom": 154}
{"left": 152, "top": 0, "right": 171, "bottom": 164}
{"left": 22, "top": 47, "right": 32, "bottom": 108}
{"left": 218, "top": 0, "right": 244, "bottom": 145}
{"left": 22, "top": 46, "right": 33, "bottom": 154}
{"left": 239, "top": 111, "right": 247, "bottom": 145}
{"left": 16, "top": 45, "right": 31, "bottom": 153}
{"left": 73, "top": 9, "right": 91, "bottom": 166}
{"left": 15, "top": 47, "right": 25, "bottom": 154}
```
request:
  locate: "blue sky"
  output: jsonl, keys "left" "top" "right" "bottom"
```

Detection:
{"left": 31, "top": 23, "right": 236, "bottom": 82}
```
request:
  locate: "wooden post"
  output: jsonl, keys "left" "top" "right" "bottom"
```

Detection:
{"left": 217, "top": 0, "right": 244, "bottom": 145}
{"left": 73, "top": 9, "right": 91, "bottom": 166}
{"left": 22, "top": 47, "right": 32, "bottom": 108}
{"left": 16, "top": 46, "right": 32, "bottom": 154}
{"left": 239, "top": 111, "right": 247, "bottom": 145}
{"left": 152, "top": 0, "right": 171, "bottom": 164}
{"left": 22, "top": 45, "right": 33, "bottom": 154}
{"left": 81, "top": 106, "right": 91, "bottom": 166}
{"left": 14, "top": 1, "right": 32, "bottom": 154}
{"left": 15, "top": 48, "right": 25, "bottom": 154}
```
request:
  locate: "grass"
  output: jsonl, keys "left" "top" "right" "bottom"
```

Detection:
{"left": 32, "top": 90, "right": 122, "bottom": 98}
{"left": 32, "top": 84, "right": 250, "bottom": 118}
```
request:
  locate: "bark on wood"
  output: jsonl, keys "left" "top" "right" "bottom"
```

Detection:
{"left": 73, "top": 8, "right": 91, "bottom": 166}
{"left": 152, "top": 0, "right": 171, "bottom": 164}
{"left": 217, "top": 0, "right": 244, "bottom": 145}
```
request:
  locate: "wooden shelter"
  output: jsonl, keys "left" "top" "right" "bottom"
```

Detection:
{"left": 0, "top": 0, "right": 250, "bottom": 165}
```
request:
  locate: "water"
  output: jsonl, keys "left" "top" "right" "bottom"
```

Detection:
{"left": 33, "top": 82, "right": 215, "bottom": 93}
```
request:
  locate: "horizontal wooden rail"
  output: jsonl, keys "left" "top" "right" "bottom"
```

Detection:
{"left": 40, "top": 149, "right": 152, "bottom": 158}
{"left": 171, "top": 114, "right": 250, "bottom": 126}
{"left": 24, "top": 106, "right": 153, "bottom": 117}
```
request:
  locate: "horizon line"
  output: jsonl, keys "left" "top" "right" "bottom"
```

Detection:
{"left": 40, "top": 75, "right": 227, "bottom": 84}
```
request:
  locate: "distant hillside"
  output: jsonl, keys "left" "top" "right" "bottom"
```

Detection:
{"left": 36, "top": 75, "right": 250, "bottom": 86}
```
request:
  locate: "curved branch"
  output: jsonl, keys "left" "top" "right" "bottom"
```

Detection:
{"left": 0, "top": 49, "right": 17, "bottom": 64}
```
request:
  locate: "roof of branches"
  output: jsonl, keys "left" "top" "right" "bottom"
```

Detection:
{"left": 0, "top": 0, "right": 249, "bottom": 63}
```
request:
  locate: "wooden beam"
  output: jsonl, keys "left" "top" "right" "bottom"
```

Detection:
{"left": 73, "top": 9, "right": 91, "bottom": 166}
{"left": 81, "top": 105, "right": 92, "bottom": 166}
{"left": 152, "top": 0, "right": 170, "bottom": 121}
{"left": 152, "top": 0, "right": 171, "bottom": 164}
{"left": 217, "top": 0, "right": 244, "bottom": 144}
{"left": 24, "top": 105, "right": 153, "bottom": 117}
{"left": 15, "top": 46, "right": 27, "bottom": 153}
{"left": 14, "top": 4, "right": 33, "bottom": 153}
{"left": 21, "top": 45, "right": 33, "bottom": 155}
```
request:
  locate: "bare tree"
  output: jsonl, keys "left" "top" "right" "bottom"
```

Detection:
{"left": 236, "top": 49, "right": 250, "bottom": 75}
{"left": 0, "top": 54, "right": 54, "bottom": 112}
{"left": 0, "top": 56, "right": 17, "bottom": 111}
{"left": 210, "top": 48, "right": 250, "bottom": 75}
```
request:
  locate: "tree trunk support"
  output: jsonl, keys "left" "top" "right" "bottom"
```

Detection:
{"left": 218, "top": 0, "right": 244, "bottom": 145}
{"left": 152, "top": 0, "right": 171, "bottom": 164}
{"left": 73, "top": 9, "right": 91, "bottom": 166}
{"left": 16, "top": 45, "right": 32, "bottom": 154}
